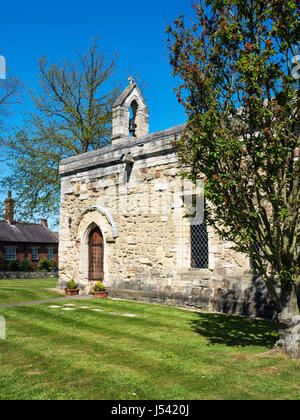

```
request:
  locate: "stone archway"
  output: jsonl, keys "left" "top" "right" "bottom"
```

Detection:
{"left": 76, "top": 206, "right": 117, "bottom": 242}
{"left": 88, "top": 226, "right": 104, "bottom": 282}
{"left": 75, "top": 207, "right": 116, "bottom": 292}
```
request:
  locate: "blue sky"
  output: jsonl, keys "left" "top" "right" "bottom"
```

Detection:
{"left": 0, "top": 0, "right": 192, "bottom": 130}
{"left": 0, "top": 0, "right": 193, "bottom": 227}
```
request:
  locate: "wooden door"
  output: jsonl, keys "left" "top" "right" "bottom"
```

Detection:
{"left": 88, "top": 227, "right": 104, "bottom": 281}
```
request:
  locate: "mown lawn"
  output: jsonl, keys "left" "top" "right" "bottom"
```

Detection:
{"left": 0, "top": 292, "right": 300, "bottom": 400}
{"left": 0, "top": 278, "right": 62, "bottom": 305}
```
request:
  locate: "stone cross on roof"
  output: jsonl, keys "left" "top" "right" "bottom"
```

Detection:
{"left": 128, "top": 76, "right": 134, "bottom": 85}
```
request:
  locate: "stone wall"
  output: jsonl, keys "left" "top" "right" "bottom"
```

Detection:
{"left": 58, "top": 124, "right": 276, "bottom": 320}
{"left": 0, "top": 271, "right": 58, "bottom": 279}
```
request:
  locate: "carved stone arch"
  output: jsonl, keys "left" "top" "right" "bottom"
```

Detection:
{"left": 77, "top": 211, "right": 114, "bottom": 290}
{"left": 82, "top": 221, "right": 101, "bottom": 245}
{"left": 87, "top": 225, "right": 104, "bottom": 282}
{"left": 125, "top": 94, "right": 143, "bottom": 112}
{"left": 130, "top": 98, "right": 139, "bottom": 117}
{"left": 74, "top": 206, "right": 117, "bottom": 291}
{"left": 77, "top": 221, "right": 103, "bottom": 289}
{"left": 76, "top": 206, "right": 117, "bottom": 242}
{"left": 111, "top": 82, "right": 149, "bottom": 141}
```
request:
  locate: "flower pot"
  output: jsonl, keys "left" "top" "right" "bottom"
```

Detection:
{"left": 65, "top": 288, "right": 79, "bottom": 296}
{"left": 93, "top": 290, "right": 108, "bottom": 298}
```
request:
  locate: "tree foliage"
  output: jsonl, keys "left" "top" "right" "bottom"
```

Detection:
{"left": 0, "top": 77, "right": 22, "bottom": 119}
{"left": 167, "top": 0, "right": 300, "bottom": 355}
{"left": 1, "top": 40, "right": 121, "bottom": 222}
{"left": 0, "top": 53, "right": 23, "bottom": 220}
{"left": 0, "top": 54, "right": 23, "bottom": 135}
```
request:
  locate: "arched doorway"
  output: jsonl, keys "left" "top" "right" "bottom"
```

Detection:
{"left": 88, "top": 226, "right": 104, "bottom": 282}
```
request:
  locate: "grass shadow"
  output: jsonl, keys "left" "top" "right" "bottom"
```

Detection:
{"left": 190, "top": 312, "right": 278, "bottom": 348}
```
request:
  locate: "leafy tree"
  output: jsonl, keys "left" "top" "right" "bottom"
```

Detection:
{"left": 0, "top": 77, "right": 22, "bottom": 118}
{"left": 167, "top": 0, "right": 300, "bottom": 356}
{"left": 0, "top": 51, "right": 23, "bottom": 158}
{"left": 0, "top": 55, "right": 23, "bottom": 220}
{"left": 0, "top": 69, "right": 22, "bottom": 131}
{"left": 1, "top": 40, "right": 122, "bottom": 222}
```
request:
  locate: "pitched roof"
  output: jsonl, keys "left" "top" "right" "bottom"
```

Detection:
{"left": 0, "top": 221, "right": 58, "bottom": 244}
{"left": 51, "top": 231, "right": 59, "bottom": 241}
{"left": 112, "top": 82, "right": 149, "bottom": 112}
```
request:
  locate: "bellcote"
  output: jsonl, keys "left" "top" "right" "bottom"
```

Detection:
{"left": 111, "top": 79, "right": 149, "bottom": 145}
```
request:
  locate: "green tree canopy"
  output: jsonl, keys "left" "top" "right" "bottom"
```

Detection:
{"left": 1, "top": 40, "right": 122, "bottom": 223}
{"left": 167, "top": 0, "right": 299, "bottom": 356}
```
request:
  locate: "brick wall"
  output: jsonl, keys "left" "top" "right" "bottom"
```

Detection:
{"left": 0, "top": 242, "right": 58, "bottom": 271}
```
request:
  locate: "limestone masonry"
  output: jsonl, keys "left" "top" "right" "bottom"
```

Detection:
{"left": 58, "top": 81, "right": 275, "bottom": 319}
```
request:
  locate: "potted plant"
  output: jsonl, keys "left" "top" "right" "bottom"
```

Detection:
{"left": 65, "top": 278, "right": 79, "bottom": 296}
{"left": 93, "top": 281, "right": 108, "bottom": 298}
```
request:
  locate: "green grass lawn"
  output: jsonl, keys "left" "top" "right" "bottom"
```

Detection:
{"left": 0, "top": 278, "right": 62, "bottom": 305}
{"left": 0, "top": 285, "right": 300, "bottom": 400}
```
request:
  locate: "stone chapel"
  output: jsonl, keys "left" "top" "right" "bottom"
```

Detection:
{"left": 58, "top": 81, "right": 275, "bottom": 319}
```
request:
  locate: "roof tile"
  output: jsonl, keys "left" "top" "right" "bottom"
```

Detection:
{"left": 0, "top": 222, "right": 58, "bottom": 243}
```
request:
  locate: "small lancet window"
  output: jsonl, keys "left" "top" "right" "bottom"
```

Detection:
{"left": 129, "top": 100, "right": 138, "bottom": 137}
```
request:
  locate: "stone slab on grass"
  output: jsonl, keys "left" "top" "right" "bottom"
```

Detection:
{"left": 47, "top": 304, "right": 138, "bottom": 317}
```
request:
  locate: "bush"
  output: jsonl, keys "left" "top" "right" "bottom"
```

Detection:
{"left": 47, "top": 259, "right": 58, "bottom": 272}
{"left": 94, "top": 281, "right": 106, "bottom": 292}
{"left": 19, "top": 258, "right": 33, "bottom": 272}
{"left": 66, "top": 278, "right": 78, "bottom": 290}
{"left": 37, "top": 257, "right": 58, "bottom": 272}
{"left": 8, "top": 259, "right": 20, "bottom": 271}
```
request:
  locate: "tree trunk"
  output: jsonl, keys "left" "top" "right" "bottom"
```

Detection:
{"left": 275, "top": 284, "right": 300, "bottom": 358}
